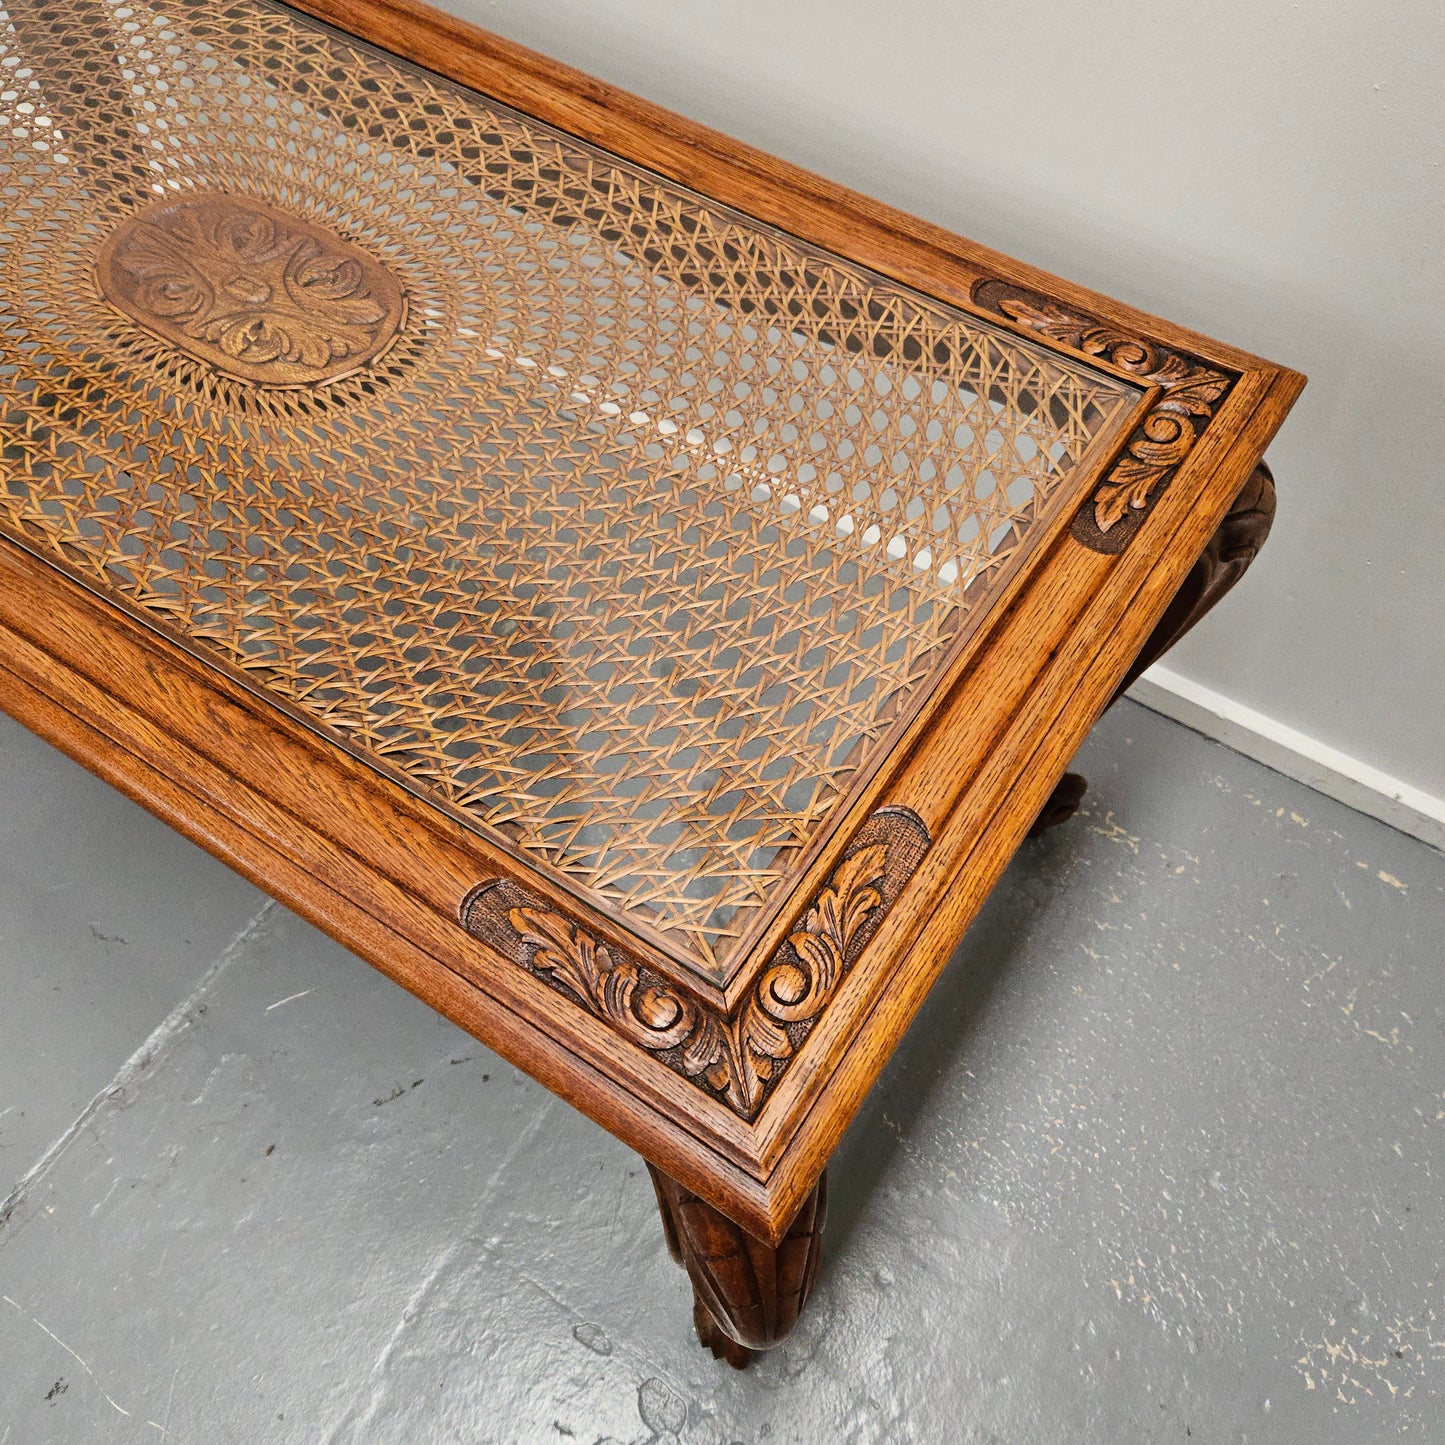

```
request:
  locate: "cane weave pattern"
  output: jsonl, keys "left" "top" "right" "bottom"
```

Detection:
{"left": 0, "top": 0, "right": 1139, "bottom": 980}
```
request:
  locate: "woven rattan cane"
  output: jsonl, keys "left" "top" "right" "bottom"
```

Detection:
{"left": 0, "top": 0, "right": 1138, "bottom": 980}
{"left": 0, "top": 0, "right": 1303, "bottom": 1365}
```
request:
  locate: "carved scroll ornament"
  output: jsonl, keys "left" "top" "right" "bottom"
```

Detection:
{"left": 973, "top": 280, "right": 1237, "bottom": 553}
{"left": 459, "top": 805, "right": 931, "bottom": 1118}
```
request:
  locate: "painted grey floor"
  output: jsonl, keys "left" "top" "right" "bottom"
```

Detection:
{"left": 0, "top": 701, "right": 1440, "bottom": 1445}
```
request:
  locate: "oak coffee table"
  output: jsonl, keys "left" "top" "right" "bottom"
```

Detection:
{"left": 0, "top": 0, "right": 1303, "bottom": 1366}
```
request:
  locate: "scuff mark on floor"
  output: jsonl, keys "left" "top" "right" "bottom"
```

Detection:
{"left": 264, "top": 989, "right": 313, "bottom": 1012}
{"left": 1088, "top": 811, "right": 1141, "bottom": 854}
{"left": 3, "top": 1295, "right": 132, "bottom": 1420}
{"left": 0, "top": 899, "right": 277, "bottom": 1231}
{"left": 1296, "top": 1311, "right": 1443, "bottom": 1415}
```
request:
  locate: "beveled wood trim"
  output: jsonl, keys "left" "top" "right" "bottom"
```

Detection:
{"left": 0, "top": 360, "right": 1299, "bottom": 1242}
{"left": 457, "top": 805, "right": 931, "bottom": 1120}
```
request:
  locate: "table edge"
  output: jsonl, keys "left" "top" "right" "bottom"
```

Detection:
{"left": 0, "top": 0, "right": 1309, "bottom": 1240}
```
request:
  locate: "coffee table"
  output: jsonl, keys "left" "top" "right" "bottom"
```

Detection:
{"left": 0, "top": 0, "right": 1303, "bottom": 1365}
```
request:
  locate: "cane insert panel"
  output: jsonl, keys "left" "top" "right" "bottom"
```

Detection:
{"left": 0, "top": 0, "right": 1143, "bottom": 985}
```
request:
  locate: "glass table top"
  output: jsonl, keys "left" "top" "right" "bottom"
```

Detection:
{"left": 0, "top": 0, "right": 1140, "bottom": 981}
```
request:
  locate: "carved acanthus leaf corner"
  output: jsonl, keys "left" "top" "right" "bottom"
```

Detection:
{"left": 507, "top": 903, "right": 700, "bottom": 1052}
{"left": 972, "top": 281, "right": 1236, "bottom": 553}
{"left": 673, "top": 840, "right": 890, "bottom": 1115}
{"left": 459, "top": 805, "right": 930, "bottom": 1119}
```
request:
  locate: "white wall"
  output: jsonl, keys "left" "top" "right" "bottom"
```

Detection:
{"left": 440, "top": 0, "right": 1445, "bottom": 805}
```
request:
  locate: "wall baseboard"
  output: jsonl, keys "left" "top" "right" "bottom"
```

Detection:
{"left": 1127, "top": 666, "right": 1445, "bottom": 854}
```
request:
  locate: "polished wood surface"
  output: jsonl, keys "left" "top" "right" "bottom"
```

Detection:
{"left": 1, "top": 0, "right": 1303, "bottom": 1331}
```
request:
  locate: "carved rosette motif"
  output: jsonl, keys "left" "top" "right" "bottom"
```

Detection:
{"left": 95, "top": 191, "right": 406, "bottom": 387}
{"left": 972, "top": 280, "right": 1238, "bottom": 553}
{"left": 459, "top": 805, "right": 931, "bottom": 1119}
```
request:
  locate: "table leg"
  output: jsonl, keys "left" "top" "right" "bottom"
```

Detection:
{"left": 1030, "top": 461, "right": 1277, "bottom": 836}
{"left": 646, "top": 1164, "right": 827, "bottom": 1368}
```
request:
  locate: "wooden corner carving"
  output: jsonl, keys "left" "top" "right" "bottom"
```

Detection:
{"left": 459, "top": 805, "right": 931, "bottom": 1119}
{"left": 972, "top": 280, "right": 1238, "bottom": 553}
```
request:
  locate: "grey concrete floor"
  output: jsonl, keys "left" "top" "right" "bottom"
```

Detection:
{"left": 0, "top": 700, "right": 1441, "bottom": 1444}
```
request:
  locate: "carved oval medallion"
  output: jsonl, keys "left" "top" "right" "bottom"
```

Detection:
{"left": 95, "top": 192, "right": 406, "bottom": 388}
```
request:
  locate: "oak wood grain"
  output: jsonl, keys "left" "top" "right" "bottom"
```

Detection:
{"left": 0, "top": 0, "right": 1306, "bottom": 1248}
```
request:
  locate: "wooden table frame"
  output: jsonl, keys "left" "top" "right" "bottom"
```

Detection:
{"left": 0, "top": 0, "right": 1303, "bottom": 1365}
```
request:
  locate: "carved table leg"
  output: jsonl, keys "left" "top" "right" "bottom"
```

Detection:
{"left": 1030, "top": 461, "right": 1277, "bottom": 836}
{"left": 647, "top": 1164, "right": 827, "bottom": 1369}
